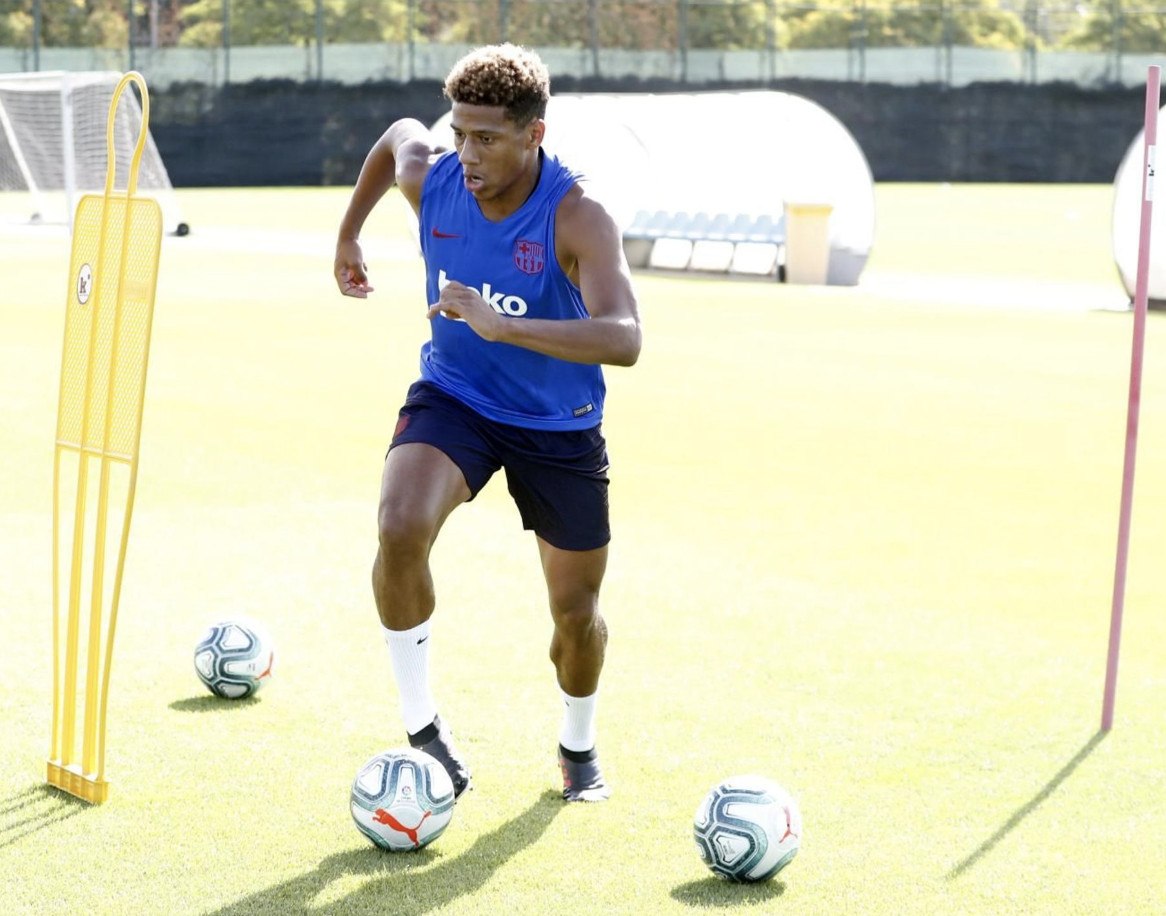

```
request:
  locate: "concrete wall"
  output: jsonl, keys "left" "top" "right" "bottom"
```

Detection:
{"left": 1, "top": 45, "right": 1156, "bottom": 89}
{"left": 145, "top": 77, "right": 1147, "bottom": 187}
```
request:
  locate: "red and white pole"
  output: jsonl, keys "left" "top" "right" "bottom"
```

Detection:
{"left": 1102, "top": 65, "right": 1160, "bottom": 732}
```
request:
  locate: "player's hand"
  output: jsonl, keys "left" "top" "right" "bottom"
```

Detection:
{"left": 427, "top": 280, "right": 504, "bottom": 341}
{"left": 335, "top": 238, "right": 374, "bottom": 298}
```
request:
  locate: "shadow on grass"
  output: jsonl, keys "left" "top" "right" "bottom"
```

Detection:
{"left": 169, "top": 695, "right": 261, "bottom": 713}
{"left": 199, "top": 789, "right": 563, "bottom": 916}
{"left": 671, "top": 876, "right": 786, "bottom": 907}
{"left": 0, "top": 784, "right": 87, "bottom": 851}
{"left": 947, "top": 729, "right": 1108, "bottom": 880}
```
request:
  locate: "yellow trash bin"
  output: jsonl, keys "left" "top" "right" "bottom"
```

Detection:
{"left": 783, "top": 202, "right": 833, "bottom": 285}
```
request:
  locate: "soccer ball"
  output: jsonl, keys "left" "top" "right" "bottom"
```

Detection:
{"left": 350, "top": 748, "right": 456, "bottom": 851}
{"left": 693, "top": 775, "right": 802, "bottom": 882}
{"left": 193, "top": 619, "right": 275, "bottom": 699}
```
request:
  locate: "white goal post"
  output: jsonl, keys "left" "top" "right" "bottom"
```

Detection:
{"left": 0, "top": 70, "right": 188, "bottom": 235}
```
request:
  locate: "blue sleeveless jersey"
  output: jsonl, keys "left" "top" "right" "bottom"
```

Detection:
{"left": 417, "top": 149, "right": 605, "bottom": 430}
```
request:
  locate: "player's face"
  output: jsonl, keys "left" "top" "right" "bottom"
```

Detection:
{"left": 450, "top": 102, "right": 543, "bottom": 210}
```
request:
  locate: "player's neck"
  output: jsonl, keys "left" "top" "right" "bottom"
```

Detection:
{"left": 477, "top": 151, "right": 543, "bottom": 223}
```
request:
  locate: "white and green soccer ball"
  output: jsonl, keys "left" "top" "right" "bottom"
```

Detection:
{"left": 694, "top": 775, "right": 802, "bottom": 882}
{"left": 351, "top": 748, "right": 456, "bottom": 851}
{"left": 193, "top": 619, "right": 275, "bottom": 699}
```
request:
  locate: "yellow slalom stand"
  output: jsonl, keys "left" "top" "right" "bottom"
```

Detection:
{"left": 47, "top": 72, "right": 162, "bottom": 804}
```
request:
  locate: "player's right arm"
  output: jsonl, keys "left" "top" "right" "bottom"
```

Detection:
{"left": 334, "top": 118, "right": 442, "bottom": 298}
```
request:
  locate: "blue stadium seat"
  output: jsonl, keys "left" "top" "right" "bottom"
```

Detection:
{"left": 724, "top": 213, "right": 757, "bottom": 242}
{"left": 623, "top": 210, "right": 789, "bottom": 276}
{"left": 747, "top": 214, "right": 785, "bottom": 244}
{"left": 660, "top": 212, "right": 692, "bottom": 239}
{"left": 681, "top": 212, "right": 713, "bottom": 240}
{"left": 624, "top": 209, "right": 671, "bottom": 240}
{"left": 703, "top": 213, "right": 734, "bottom": 241}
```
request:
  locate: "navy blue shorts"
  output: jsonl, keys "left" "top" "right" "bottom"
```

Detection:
{"left": 388, "top": 381, "right": 611, "bottom": 551}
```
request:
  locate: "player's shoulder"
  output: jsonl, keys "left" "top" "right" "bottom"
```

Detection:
{"left": 555, "top": 182, "right": 620, "bottom": 245}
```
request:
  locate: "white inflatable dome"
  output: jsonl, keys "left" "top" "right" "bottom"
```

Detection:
{"left": 431, "top": 90, "right": 875, "bottom": 284}
{"left": 1112, "top": 112, "right": 1165, "bottom": 306}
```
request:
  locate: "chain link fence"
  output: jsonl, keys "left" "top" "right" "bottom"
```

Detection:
{"left": 0, "top": 0, "right": 1163, "bottom": 85}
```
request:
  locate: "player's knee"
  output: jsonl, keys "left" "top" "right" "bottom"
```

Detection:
{"left": 552, "top": 596, "right": 604, "bottom": 641}
{"left": 376, "top": 503, "right": 432, "bottom": 561}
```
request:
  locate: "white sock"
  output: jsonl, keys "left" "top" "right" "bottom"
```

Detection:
{"left": 559, "top": 689, "right": 598, "bottom": 753}
{"left": 383, "top": 621, "right": 437, "bottom": 735}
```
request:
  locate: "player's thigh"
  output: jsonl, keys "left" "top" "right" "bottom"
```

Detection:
{"left": 380, "top": 380, "right": 503, "bottom": 540}
{"left": 379, "top": 442, "right": 470, "bottom": 544}
{"left": 537, "top": 537, "right": 609, "bottom": 617}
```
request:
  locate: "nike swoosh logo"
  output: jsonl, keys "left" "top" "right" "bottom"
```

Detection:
{"left": 431, "top": 228, "right": 461, "bottom": 239}
{"left": 416, "top": 636, "right": 429, "bottom": 645}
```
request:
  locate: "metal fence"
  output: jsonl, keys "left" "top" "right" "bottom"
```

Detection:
{"left": 0, "top": 0, "right": 1163, "bottom": 85}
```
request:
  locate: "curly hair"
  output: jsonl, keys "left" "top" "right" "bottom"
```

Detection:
{"left": 443, "top": 44, "right": 550, "bottom": 126}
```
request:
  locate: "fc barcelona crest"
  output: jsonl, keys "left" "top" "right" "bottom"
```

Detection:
{"left": 514, "top": 238, "right": 544, "bottom": 275}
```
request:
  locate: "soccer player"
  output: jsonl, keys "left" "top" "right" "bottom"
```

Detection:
{"left": 333, "top": 44, "right": 641, "bottom": 802}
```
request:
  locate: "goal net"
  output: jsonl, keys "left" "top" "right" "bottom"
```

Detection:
{"left": 0, "top": 70, "right": 187, "bottom": 235}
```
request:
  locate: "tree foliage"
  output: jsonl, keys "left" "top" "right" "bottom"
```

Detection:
{"left": 0, "top": 0, "right": 1163, "bottom": 54}
{"left": 782, "top": 0, "right": 1027, "bottom": 49}
{"left": 1, "top": 0, "right": 127, "bottom": 47}
{"left": 173, "top": 0, "right": 409, "bottom": 47}
{"left": 437, "top": 0, "right": 778, "bottom": 52}
{"left": 1059, "top": 6, "right": 1166, "bottom": 51}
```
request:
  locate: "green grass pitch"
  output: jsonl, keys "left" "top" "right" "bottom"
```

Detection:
{"left": 1, "top": 183, "right": 1164, "bottom": 915}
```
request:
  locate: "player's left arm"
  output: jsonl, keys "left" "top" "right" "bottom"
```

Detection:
{"left": 428, "top": 187, "right": 642, "bottom": 367}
